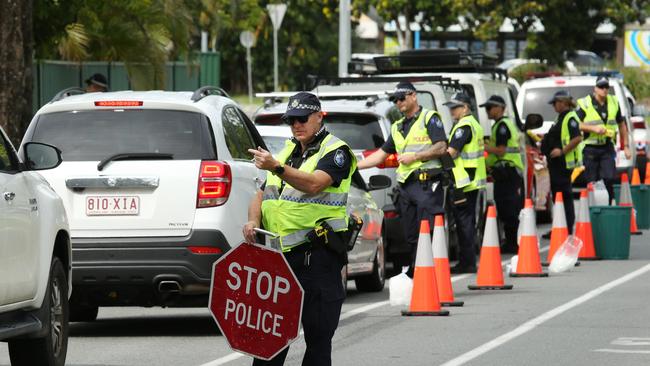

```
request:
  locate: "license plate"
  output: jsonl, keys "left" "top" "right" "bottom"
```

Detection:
{"left": 86, "top": 196, "right": 140, "bottom": 216}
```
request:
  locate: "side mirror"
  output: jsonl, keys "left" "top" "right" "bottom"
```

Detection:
{"left": 367, "top": 175, "right": 392, "bottom": 191}
{"left": 23, "top": 142, "right": 62, "bottom": 170}
{"left": 633, "top": 105, "right": 647, "bottom": 117}
{"left": 524, "top": 113, "right": 544, "bottom": 130}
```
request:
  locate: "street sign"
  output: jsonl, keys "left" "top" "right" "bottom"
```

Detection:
{"left": 239, "top": 31, "right": 255, "bottom": 48}
{"left": 209, "top": 242, "right": 304, "bottom": 360}
{"left": 266, "top": 3, "right": 287, "bottom": 31}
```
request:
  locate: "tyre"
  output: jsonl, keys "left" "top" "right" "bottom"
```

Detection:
{"left": 9, "top": 257, "right": 69, "bottom": 366}
{"left": 355, "top": 237, "right": 386, "bottom": 292}
{"left": 69, "top": 299, "right": 99, "bottom": 322}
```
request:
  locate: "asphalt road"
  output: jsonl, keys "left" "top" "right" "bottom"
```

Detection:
{"left": 2, "top": 223, "right": 650, "bottom": 366}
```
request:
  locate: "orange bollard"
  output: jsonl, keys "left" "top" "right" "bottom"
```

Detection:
{"left": 432, "top": 215, "right": 464, "bottom": 306}
{"left": 468, "top": 206, "right": 513, "bottom": 290}
{"left": 401, "top": 220, "right": 450, "bottom": 316}
{"left": 510, "top": 199, "right": 548, "bottom": 277}
{"left": 576, "top": 189, "right": 599, "bottom": 260}
{"left": 619, "top": 173, "right": 643, "bottom": 236}
{"left": 544, "top": 192, "right": 569, "bottom": 266}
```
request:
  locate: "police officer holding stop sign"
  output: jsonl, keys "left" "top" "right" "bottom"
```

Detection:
{"left": 243, "top": 92, "right": 356, "bottom": 366}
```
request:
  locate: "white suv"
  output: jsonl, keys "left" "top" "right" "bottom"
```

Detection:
{"left": 20, "top": 87, "right": 265, "bottom": 320}
{"left": 1, "top": 126, "right": 71, "bottom": 366}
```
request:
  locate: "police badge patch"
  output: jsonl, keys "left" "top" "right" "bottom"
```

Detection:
{"left": 570, "top": 120, "right": 578, "bottom": 128}
{"left": 499, "top": 125, "right": 508, "bottom": 135}
{"left": 291, "top": 99, "right": 299, "bottom": 108}
{"left": 454, "top": 128, "right": 464, "bottom": 139}
{"left": 334, "top": 149, "right": 346, "bottom": 167}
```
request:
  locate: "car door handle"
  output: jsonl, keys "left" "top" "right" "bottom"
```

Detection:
{"left": 3, "top": 192, "right": 15, "bottom": 201}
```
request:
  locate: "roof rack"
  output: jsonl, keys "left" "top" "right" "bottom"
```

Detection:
{"left": 581, "top": 70, "right": 623, "bottom": 79}
{"left": 313, "top": 75, "right": 462, "bottom": 90}
{"left": 191, "top": 86, "right": 230, "bottom": 102}
{"left": 50, "top": 87, "right": 85, "bottom": 103}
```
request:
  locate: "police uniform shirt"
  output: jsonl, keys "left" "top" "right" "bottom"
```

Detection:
{"left": 449, "top": 122, "right": 475, "bottom": 180}
{"left": 541, "top": 110, "right": 581, "bottom": 168}
{"left": 260, "top": 129, "right": 352, "bottom": 190}
{"left": 381, "top": 107, "right": 447, "bottom": 154}
{"left": 494, "top": 118, "right": 511, "bottom": 147}
{"left": 576, "top": 93, "right": 624, "bottom": 147}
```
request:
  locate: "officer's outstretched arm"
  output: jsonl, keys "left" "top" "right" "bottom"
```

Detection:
{"left": 357, "top": 149, "right": 389, "bottom": 169}
{"left": 417, "top": 140, "right": 448, "bottom": 161}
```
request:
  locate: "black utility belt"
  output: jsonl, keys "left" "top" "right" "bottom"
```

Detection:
{"left": 404, "top": 168, "right": 445, "bottom": 184}
{"left": 304, "top": 215, "right": 363, "bottom": 255}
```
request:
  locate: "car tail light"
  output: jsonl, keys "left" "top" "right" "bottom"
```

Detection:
{"left": 187, "top": 246, "right": 223, "bottom": 254}
{"left": 633, "top": 121, "right": 646, "bottom": 130}
{"left": 554, "top": 79, "right": 566, "bottom": 85}
{"left": 362, "top": 148, "right": 399, "bottom": 169}
{"left": 94, "top": 101, "right": 143, "bottom": 107}
{"left": 197, "top": 161, "right": 231, "bottom": 208}
{"left": 384, "top": 210, "right": 398, "bottom": 219}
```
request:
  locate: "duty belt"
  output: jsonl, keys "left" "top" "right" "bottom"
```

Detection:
{"left": 271, "top": 217, "right": 348, "bottom": 251}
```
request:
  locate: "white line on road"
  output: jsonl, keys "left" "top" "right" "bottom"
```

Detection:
{"left": 200, "top": 249, "right": 542, "bottom": 366}
{"left": 594, "top": 349, "right": 650, "bottom": 354}
{"left": 440, "top": 263, "right": 650, "bottom": 366}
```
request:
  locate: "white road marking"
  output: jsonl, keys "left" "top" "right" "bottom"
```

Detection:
{"left": 440, "top": 263, "right": 650, "bottom": 366}
{"left": 611, "top": 337, "right": 650, "bottom": 346}
{"left": 200, "top": 247, "right": 547, "bottom": 366}
{"left": 594, "top": 349, "right": 650, "bottom": 354}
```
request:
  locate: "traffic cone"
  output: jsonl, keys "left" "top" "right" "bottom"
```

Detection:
{"left": 468, "top": 206, "right": 513, "bottom": 290}
{"left": 632, "top": 168, "right": 641, "bottom": 186}
{"left": 543, "top": 192, "right": 569, "bottom": 266}
{"left": 587, "top": 182, "right": 596, "bottom": 207}
{"left": 576, "top": 189, "right": 599, "bottom": 260}
{"left": 510, "top": 199, "right": 548, "bottom": 277}
{"left": 619, "top": 173, "right": 643, "bottom": 236}
{"left": 431, "top": 215, "right": 464, "bottom": 306}
{"left": 402, "top": 220, "right": 450, "bottom": 316}
{"left": 645, "top": 162, "right": 650, "bottom": 185}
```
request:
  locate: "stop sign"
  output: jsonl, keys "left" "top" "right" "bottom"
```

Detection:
{"left": 209, "top": 242, "right": 304, "bottom": 360}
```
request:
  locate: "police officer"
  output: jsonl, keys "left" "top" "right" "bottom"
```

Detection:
{"left": 576, "top": 76, "right": 631, "bottom": 203}
{"left": 358, "top": 81, "right": 448, "bottom": 277}
{"left": 481, "top": 95, "right": 524, "bottom": 254}
{"left": 85, "top": 73, "right": 109, "bottom": 92}
{"left": 243, "top": 92, "right": 356, "bottom": 366}
{"left": 444, "top": 93, "right": 487, "bottom": 273}
{"left": 541, "top": 91, "right": 583, "bottom": 233}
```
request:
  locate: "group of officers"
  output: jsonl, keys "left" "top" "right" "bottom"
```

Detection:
{"left": 240, "top": 75, "right": 628, "bottom": 366}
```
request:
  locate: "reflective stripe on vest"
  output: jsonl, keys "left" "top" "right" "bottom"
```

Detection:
{"left": 392, "top": 109, "right": 443, "bottom": 183}
{"left": 578, "top": 95, "right": 619, "bottom": 146}
{"left": 486, "top": 117, "right": 524, "bottom": 172}
{"left": 448, "top": 115, "right": 487, "bottom": 192}
{"left": 261, "top": 133, "right": 357, "bottom": 252}
{"left": 560, "top": 111, "right": 583, "bottom": 169}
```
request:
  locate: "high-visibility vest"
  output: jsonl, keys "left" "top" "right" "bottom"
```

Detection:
{"left": 559, "top": 111, "right": 583, "bottom": 169}
{"left": 391, "top": 108, "right": 443, "bottom": 183}
{"left": 261, "top": 134, "right": 357, "bottom": 252}
{"left": 449, "top": 115, "right": 487, "bottom": 192}
{"left": 577, "top": 95, "right": 619, "bottom": 146}
{"left": 486, "top": 116, "right": 524, "bottom": 172}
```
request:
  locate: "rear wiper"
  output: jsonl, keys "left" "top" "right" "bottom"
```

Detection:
{"left": 97, "top": 153, "right": 173, "bottom": 171}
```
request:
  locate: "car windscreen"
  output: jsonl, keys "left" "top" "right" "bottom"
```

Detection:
{"left": 256, "top": 113, "right": 385, "bottom": 151}
{"left": 30, "top": 109, "right": 216, "bottom": 161}
{"left": 521, "top": 86, "right": 617, "bottom": 121}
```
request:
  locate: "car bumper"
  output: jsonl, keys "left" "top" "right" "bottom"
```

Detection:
{"left": 70, "top": 229, "right": 231, "bottom": 307}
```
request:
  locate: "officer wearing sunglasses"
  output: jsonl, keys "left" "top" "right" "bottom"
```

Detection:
{"left": 576, "top": 76, "right": 631, "bottom": 203}
{"left": 244, "top": 92, "right": 355, "bottom": 366}
{"left": 358, "top": 81, "right": 448, "bottom": 278}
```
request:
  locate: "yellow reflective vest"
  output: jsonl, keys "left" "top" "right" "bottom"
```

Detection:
{"left": 577, "top": 95, "right": 619, "bottom": 146}
{"left": 449, "top": 115, "right": 487, "bottom": 192}
{"left": 486, "top": 116, "right": 524, "bottom": 172}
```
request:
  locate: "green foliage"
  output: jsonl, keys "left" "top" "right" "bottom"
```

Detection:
{"left": 621, "top": 67, "right": 650, "bottom": 101}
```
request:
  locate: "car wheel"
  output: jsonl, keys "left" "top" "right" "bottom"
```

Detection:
{"left": 69, "top": 297, "right": 99, "bottom": 322}
{"left": 355, "top": 237, "right": 386, "bottom": 292}
{"left": 9, "top": 257, "right": 69, "bottom": 366}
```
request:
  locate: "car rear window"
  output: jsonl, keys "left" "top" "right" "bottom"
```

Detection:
{"left": 31, "top": 109, "right": 216, "bottom": 161}
{"left": 522, "top": 86, "right": 617, "bottom": 121}
{"left": 255, "top": 113, "right": 385, "bottom": 150}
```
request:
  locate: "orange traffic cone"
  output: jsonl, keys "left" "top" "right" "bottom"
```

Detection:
{"left": 510, "top": 199, "right": 548, "bottom": 277}
{"left": 632, "top": 168, "right": 642, "bottom": 186}
{"left": 576, "top": 189, "right": 599, "bottom": 260}
{"left": 620, "top": 173, "right": 643, "bottom": 236}
{"left": 431, "top": 215, "right": 464, "bottom": 306}
{"left": 468, "top": 206, "right": 514, "bottom": 290}
{"left": 402, "top": 220, "right": 450, "bottom": 316}
{"left": 645, "top": 162, "right": 650, "bottom": 185}
{"left": 543, "top": 192, "right": 569, "bottom": 266}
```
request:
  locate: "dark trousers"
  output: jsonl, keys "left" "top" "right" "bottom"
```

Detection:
{"left": 582, "top": 144, "right": 617, "bottom": 203}
{"left": 252, "top": 246, "right": 344, "bottom": 366}
{"left": 549, "top": 161, "right": 575, "bottom": 234}
{"left": 451, "top": 189, "right": 479, "bottom": 267}
{"left": 494, "top": 168, "right": 524, "bottom": 250}
{"left": 396, "top": 179, "right": 445, "bottom": 276}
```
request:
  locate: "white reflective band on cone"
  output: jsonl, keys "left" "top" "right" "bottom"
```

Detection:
{"left": 415, "top": 229, "right": 435, "bottom": 268}
{"left": 552, "top": 199, "right": 568, "bottom": 228}
{"left": 482, "top": 214, "right": 500, "bottom": 248}
{"left": 432, "top": 220, "right": 449, "bottom": 259}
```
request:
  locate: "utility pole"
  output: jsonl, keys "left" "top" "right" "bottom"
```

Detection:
{"left": 338, "top": 0, "right": 351, "bottom": 77}
{"left": 267, "top": 4, "right": 287, "bottom": 91}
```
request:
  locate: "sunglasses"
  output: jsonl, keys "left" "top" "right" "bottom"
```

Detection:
{"left": 596, "top": 85, "right": 609, "bottom": 90}
{"left": 393, "top": 92, "right": 414, "bottom": 103}
{"left": 282, "top": 114, "right": 310, "bottom": 125}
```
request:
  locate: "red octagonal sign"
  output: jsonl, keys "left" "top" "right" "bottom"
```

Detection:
{"left": 209, "top": 242, "right": 304, "bottom": 360}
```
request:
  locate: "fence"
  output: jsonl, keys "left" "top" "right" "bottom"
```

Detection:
{"left": 32, "top": 52, "right": 220, "bottom": 111}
